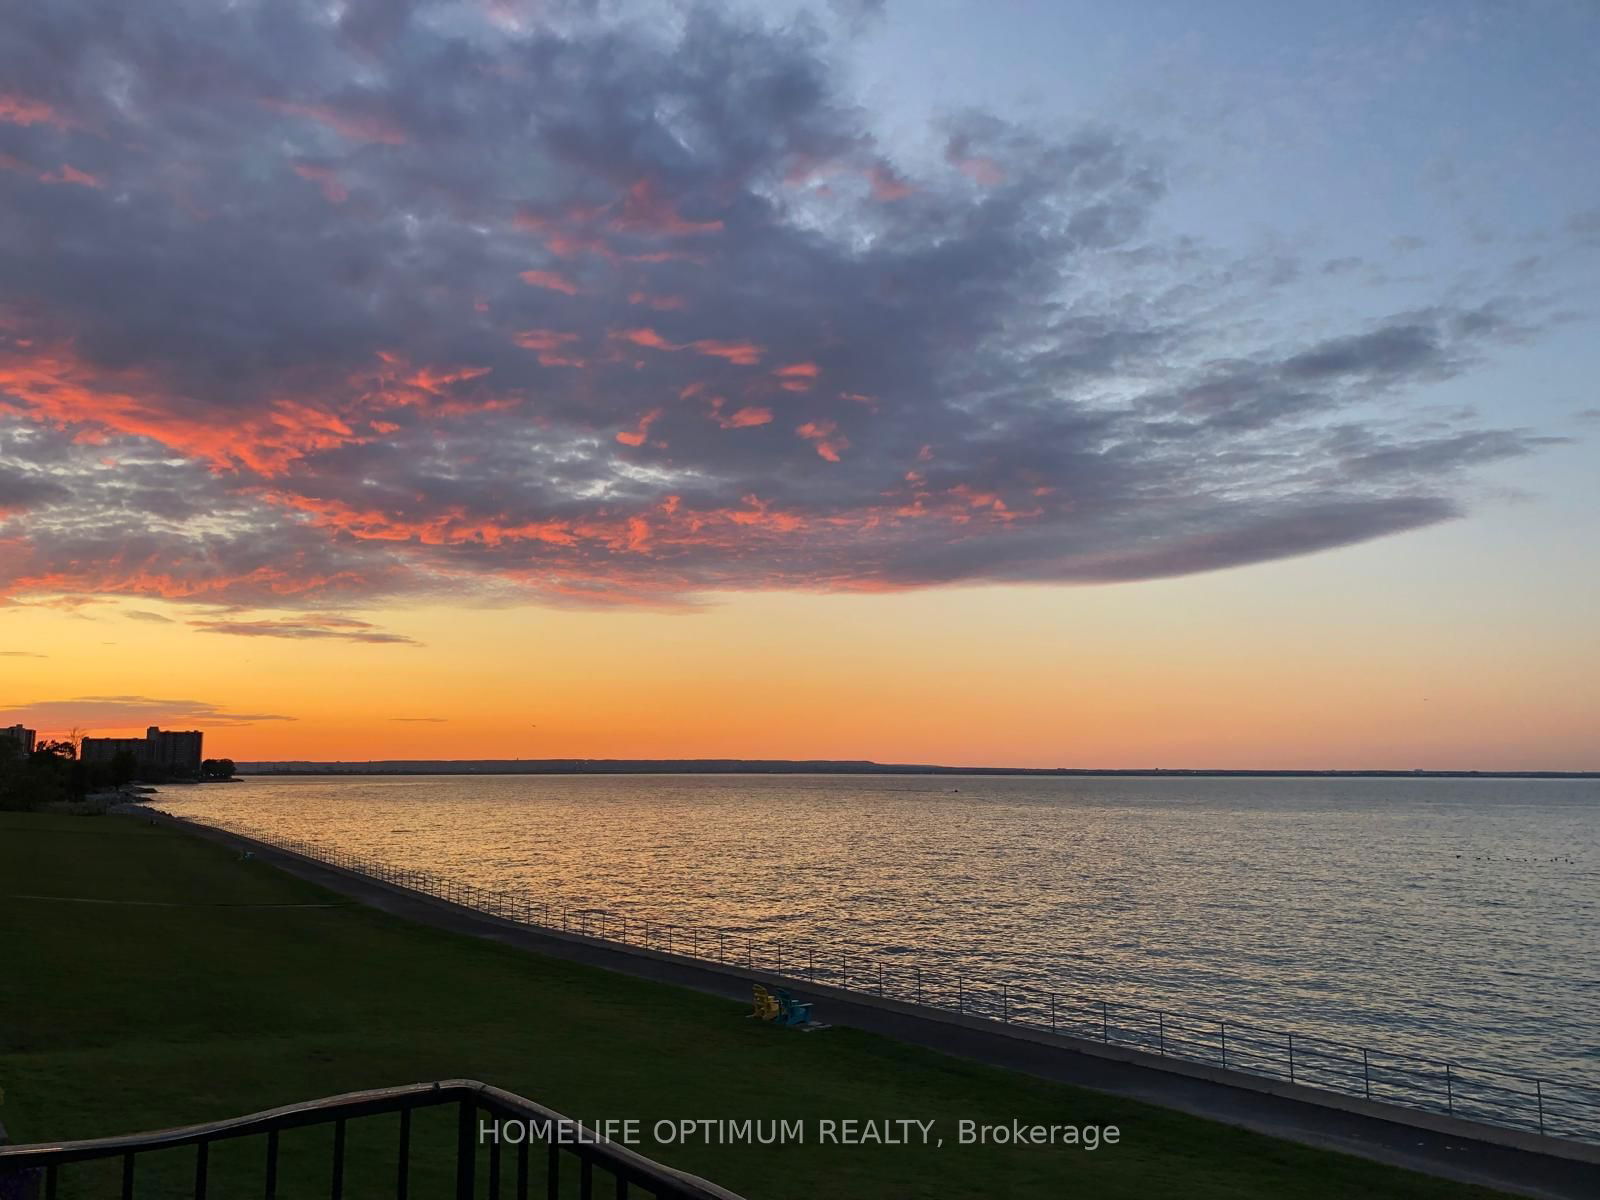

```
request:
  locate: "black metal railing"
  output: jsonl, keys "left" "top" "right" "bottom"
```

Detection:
{"left": 0, "top": 1080, "right": 745, "bottom": 1200}
{"left": 155, "top": 814, "right": 1600, "bottom": 1146}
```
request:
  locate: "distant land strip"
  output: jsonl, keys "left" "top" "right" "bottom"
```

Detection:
{"left": 233, "top": 760, "right": 1600, "bottom": 779}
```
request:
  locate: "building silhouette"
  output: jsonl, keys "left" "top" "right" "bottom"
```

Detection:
{"left": 80, "top": 726, "right": 203, "bottom": 776}
{"left": 1, "top": 724, "right": 37, "bottom": 754}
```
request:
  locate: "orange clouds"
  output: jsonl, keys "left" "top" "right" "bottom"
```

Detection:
{"left": 262, "top": 491, "right": 584, "bottom": 548}
{"left": 398, "top": 363, "right": 494, "bottom": 396}
{"left": 775, "top": 361, "right": 820, "bottom": 391}
{"left": 7, "top": 559, "right": 367, "bottom": 603}
{"left": 617, "top": 327, "right": 675, "bottom": 351}
{"left": 690, "top": 339, "right": 763, "bottom": 365}
{"left": 512, "top": 178, "right": 721, "bottom": 268}
{"left": 0, "top": 338, "right": 506, "bottom": 478}
{"left": 616, "top": 407, "right": 663, "bottom": 446}
{"left": 614, "top": 328, "right": 764, "bottom": 366}
{"left": 512, "top": 329, "right": 584, "bottom": 367}
{"left": 613, "top": 177, "right": 723, "bottom": 236}
{"left": 512, "top": 329, "right": 576, "bottom": 351}
{"left": 718, "top": 405, "right": 773, "bottom": 429}
{"left": 796, "top": 419, "right": 848, "bottom": 462}
{"left": 519, "top": 268, "right": 579, "bottom": 295}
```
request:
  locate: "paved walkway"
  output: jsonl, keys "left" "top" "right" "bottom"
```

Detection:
{"left": 142, "top": 812, "right": 1600, "bottom": 1200}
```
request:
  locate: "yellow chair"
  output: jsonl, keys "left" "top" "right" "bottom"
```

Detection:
{"left": 750, "top": 984, "right": 780, "bottom": 1021}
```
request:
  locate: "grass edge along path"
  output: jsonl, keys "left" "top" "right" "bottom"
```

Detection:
{"left": 0, "top": 811, "right": 1527, "bottom": 1199}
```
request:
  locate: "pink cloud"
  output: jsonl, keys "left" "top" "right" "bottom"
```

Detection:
{"left": 513, "top": 328, "right": 585, "bottom": 367}
{"left": 260, "top": 98, "right": 408, "bottom": 145}
{"left": 690, "top": 339, "right": 763, "bottom": 366}
{"left": 868, "top": 163, "right": 914, "bottom": 202}
{"left": 724, "top": 406, "right": 773, "bottom": 428}
{"left": 520, "top": 269, "right": 579, "bottom": 295}
{"left": 796, "top": 419, "right": 848, "bottom": 462}
{"left": 42, "top": 164, "right": 102, "bottom": 189}
{"left": 291, "top": 162, "right": 347, "bottom": 204}
{"left": 613, "top": 178, "right": 723, "bottom": 236}
{"left": 628, "top": 291, "right": 687, "bottom": 310}
{"left": 0, "top": 93, "right": 73, "bottom": 130}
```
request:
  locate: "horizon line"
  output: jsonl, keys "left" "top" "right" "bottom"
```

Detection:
{"left": 224, "top": 758, "right": 1600, "bottom": 779}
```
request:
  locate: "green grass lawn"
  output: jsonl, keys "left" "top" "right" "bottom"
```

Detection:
{"left": 0, "top": 812, "right": 1504, "bottom": 1199}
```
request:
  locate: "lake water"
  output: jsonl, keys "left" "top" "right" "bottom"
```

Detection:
{"left": 154, "top": 774, "right": 1600, "bottom": 1090}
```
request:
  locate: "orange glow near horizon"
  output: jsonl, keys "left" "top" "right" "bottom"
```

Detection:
{"left": 3, "top": 513, "right": 1597, "bottom": 771}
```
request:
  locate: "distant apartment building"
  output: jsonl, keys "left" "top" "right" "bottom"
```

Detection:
{"left": 80, "top": 726, "right": 203, "bottom": 776}
{"left": 1, "top": 724, "right": 37, "bottom": 754}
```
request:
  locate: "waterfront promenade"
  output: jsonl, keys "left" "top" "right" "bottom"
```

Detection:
{"left": 3, "top": 810, "right": 1593, "bottom": 1199}
{"left": 143, "top": 814, "right": 1600, "bottom": 1194}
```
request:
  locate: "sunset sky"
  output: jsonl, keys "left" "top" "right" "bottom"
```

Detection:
{"left": 2, "top": 0, "right": 1597, "bottom": 769}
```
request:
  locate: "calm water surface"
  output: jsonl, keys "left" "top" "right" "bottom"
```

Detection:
{"left": 157, "top": 774, "right": 1600, "bottom": 1082}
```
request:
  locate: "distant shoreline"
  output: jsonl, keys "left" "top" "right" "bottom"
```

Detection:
{"left": 234, "top": 760, "right": 1600, "bottom": 779}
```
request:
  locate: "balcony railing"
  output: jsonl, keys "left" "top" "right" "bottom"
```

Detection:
{"left": 0, "top": 1080, "right": 745, "bottom": 1200}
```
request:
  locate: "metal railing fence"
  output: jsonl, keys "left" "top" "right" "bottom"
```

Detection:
{"left": 0, "top": 1080, "right": 745, "bottom": 1200}
{"left": 170, "top": 816, "right": 1600, "bottom": 1146}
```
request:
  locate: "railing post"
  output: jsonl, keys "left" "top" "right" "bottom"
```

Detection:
{"left": 1158, "top": 1010, "right": 1165, "bottom": 1056}
{"left": 396, "top": 1108, "right": 410, "bottom": 1200}
{"left": 1445, "top": 1063, "right": 1453, "bottom": 1115}
{"left": 331, "top": 1118, "right": 346, "bottom": 1200}
{"left": 455, "top": 1100, "right": 476, "bottom": 1200}
{"left": 1001, "top": 983, "right": 1008, "bottom": 1022}
{"left": 1101, "top": 1000, "right": 1109, "bottom": 1043}
{"left": 1536, "top": 1080, "right": 1544, "bottom": 1134}
{"left": 266, "top": 1128, "right": 280, "bottom": 1200}
{"left": 878, "top": 961, "right": 884, "bottom": 997}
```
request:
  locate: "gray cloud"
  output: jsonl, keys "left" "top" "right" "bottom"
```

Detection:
{"left": 0, "top": 695, "right": 294, "bottom": 730}
{"left": 0, "top": 0, "right": 1566, "bottom": 610}
{"left": 190, "top": 616, "right": 417, "bottom": 644}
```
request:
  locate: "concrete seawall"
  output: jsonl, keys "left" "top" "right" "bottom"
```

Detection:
{"left": 132, "top": 809, "right": 1600, "bottom": 1200}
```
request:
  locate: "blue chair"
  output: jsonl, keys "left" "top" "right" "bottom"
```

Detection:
{"left": 773, "top": 988, "right": 813, "bottom": 1027}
